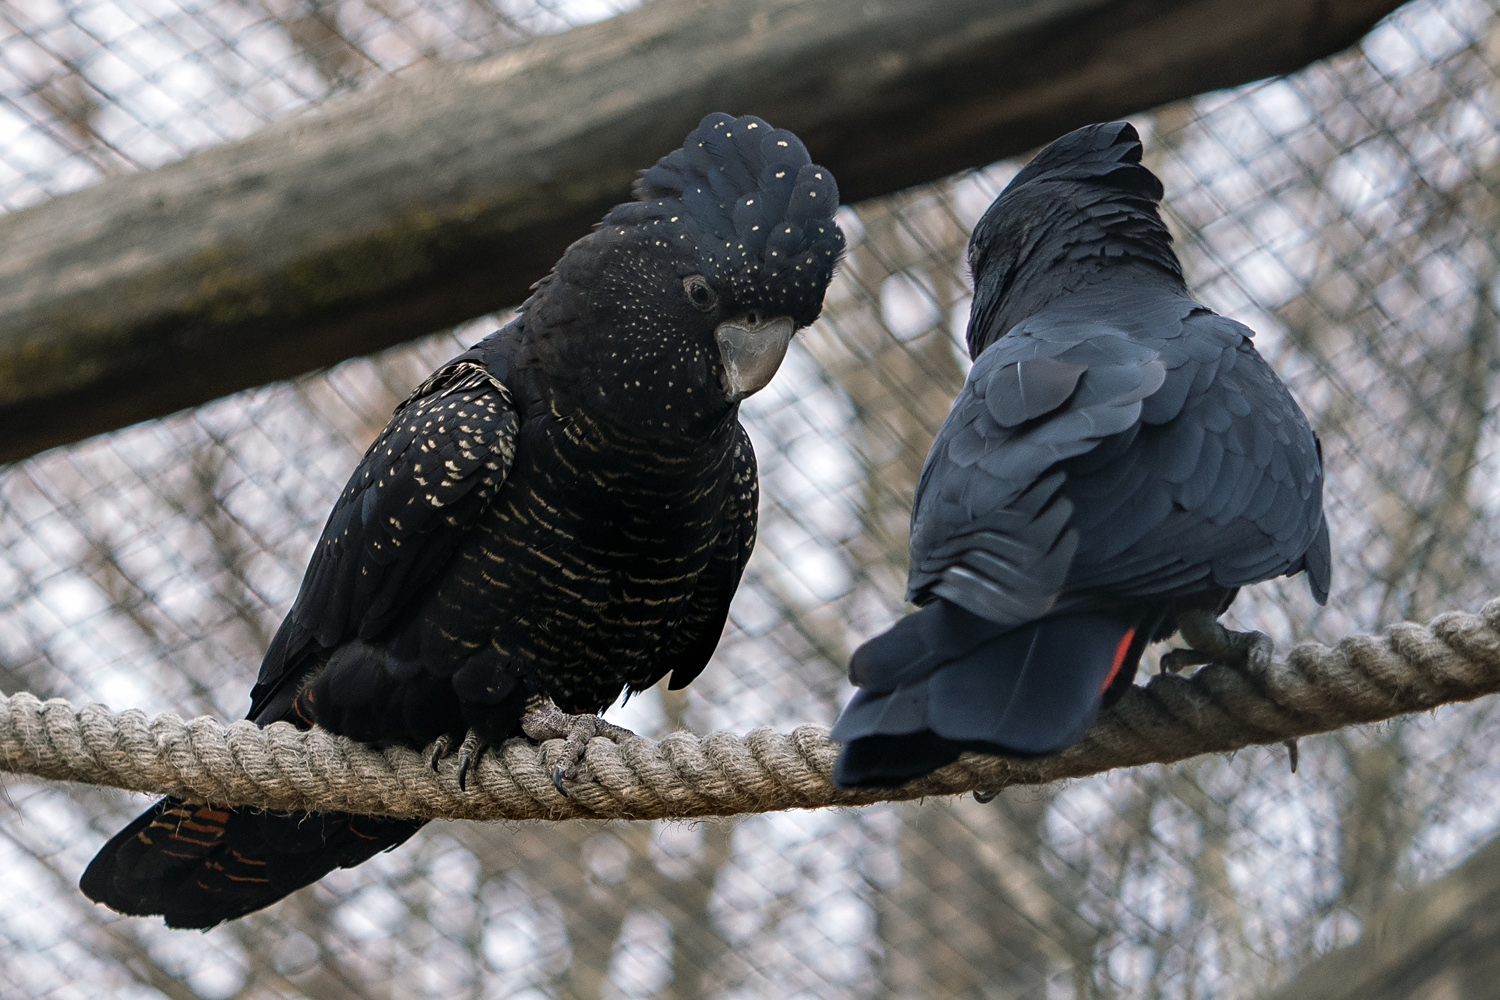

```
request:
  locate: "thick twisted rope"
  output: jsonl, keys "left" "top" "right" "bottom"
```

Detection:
{"left": 4, "top": 600, "right": 1500, "bottom": 822}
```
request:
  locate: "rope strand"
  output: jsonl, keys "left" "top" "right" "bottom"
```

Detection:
{"left": 5, "top": 600, "right": 1500, "bottom": 822}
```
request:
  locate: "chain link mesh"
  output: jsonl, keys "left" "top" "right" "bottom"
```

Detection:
{"left": 2, "top": 0, "right": 1499, "bottom": 996}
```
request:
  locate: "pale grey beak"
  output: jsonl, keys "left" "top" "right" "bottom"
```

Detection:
{"left": 715, "top": 313, "right": 795, "bottom": 401}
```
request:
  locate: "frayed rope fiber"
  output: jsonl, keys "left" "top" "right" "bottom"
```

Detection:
{"left": 5, "top": 600, "right": 1500, "bottom": 821}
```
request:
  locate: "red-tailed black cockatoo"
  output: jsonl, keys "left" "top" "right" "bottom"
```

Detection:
{"left": 832, "top": 122, "right": 1329, "bottom": 788}
{"left": 82, "top": 113, "right": 845, "bottom": 926}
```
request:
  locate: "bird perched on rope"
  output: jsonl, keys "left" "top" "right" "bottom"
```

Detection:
{"left": 81, "top": 112, "right": 844, "bottom": 928}
{"left": 831, "top": 121, "right": 1329, "bottom": 789}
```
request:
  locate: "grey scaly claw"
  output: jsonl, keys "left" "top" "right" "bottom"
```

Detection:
{"left": 1158, "top": 646, "right": 1208, "bottom": 674}
{"left": 521, "top": 696, "right": 637, "bottom": 797}
{"left": 424, "top": 731, "right": 486, "bottom": 789}
{"left": 455, "top": 729, "right": 489, "bottom": 791}
{"left": 1160, "top": 609, "right": 1274, "bottom": 674}
{"left": 426, "top": 734, "right": 452, "bottom": 771}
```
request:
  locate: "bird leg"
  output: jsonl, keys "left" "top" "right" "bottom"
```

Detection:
{"left": 1159, "top": 613, "right": 1301, "bottom": 774}
{"left": 520, "top": 696, "right": 637, "bottom": 796}
{"left": 455, "top": 730, "right": 489, "bottom": 792}
{"left": 1159, "top": 608, "right": 1274, "bottom": 675}
{"left": 423, "top": 730, "right": 492, "bottom": 791}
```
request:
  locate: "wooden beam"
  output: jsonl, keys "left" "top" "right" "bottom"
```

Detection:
{"left": 0, "top": 0, "right": 1408, "bottom": 462}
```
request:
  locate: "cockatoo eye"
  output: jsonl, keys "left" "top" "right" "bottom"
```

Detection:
{"left": 683, "top": 275, "right": 717, "bottom": 312}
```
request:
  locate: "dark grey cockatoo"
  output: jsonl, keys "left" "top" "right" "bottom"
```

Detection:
{"left": 832, "top": 121, "right": 1329, "bottom": 788}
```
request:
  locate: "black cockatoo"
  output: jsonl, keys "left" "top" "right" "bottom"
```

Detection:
{"left": 832, "top": 121, "right": 1329, "bottom": 788}
{"left": 81, "top": 113, "right": 844, "bottom": 927}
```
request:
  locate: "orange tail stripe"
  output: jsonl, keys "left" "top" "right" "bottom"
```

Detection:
{"left": 1098, "top": 626, "right": 1138, "bottom": 695}
{"left": 178, "top": 820, "right": 226, "bottom": 835}
{"left": 166, "top": 832, "right": 220, "bottom": 847}
{"left": 229, "top": 850, "right": 267, "bottom": 866}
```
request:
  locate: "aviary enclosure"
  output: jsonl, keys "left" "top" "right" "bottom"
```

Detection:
{"left": 0, "top": 0, "right": 1498, "bottom": 997}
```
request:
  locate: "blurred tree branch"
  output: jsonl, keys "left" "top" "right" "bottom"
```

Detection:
{"left": 1261, "top": 831, "right": 1500, "bottom": 1000}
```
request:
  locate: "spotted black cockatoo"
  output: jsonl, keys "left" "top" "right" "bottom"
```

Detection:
{"left": 81, "top": 113, "right": 844, "bottom": 927}
{"left": 831, "top": 121, "right": 1329, "bottom": 788}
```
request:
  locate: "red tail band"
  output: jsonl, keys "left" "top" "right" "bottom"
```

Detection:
{"left": 1099, "top": 626, "right": 1137, "bottom": 695}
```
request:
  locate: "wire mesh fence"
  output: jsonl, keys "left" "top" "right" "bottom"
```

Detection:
{"left": 3, "top": 0, "right": 1500, "bottom": 997}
